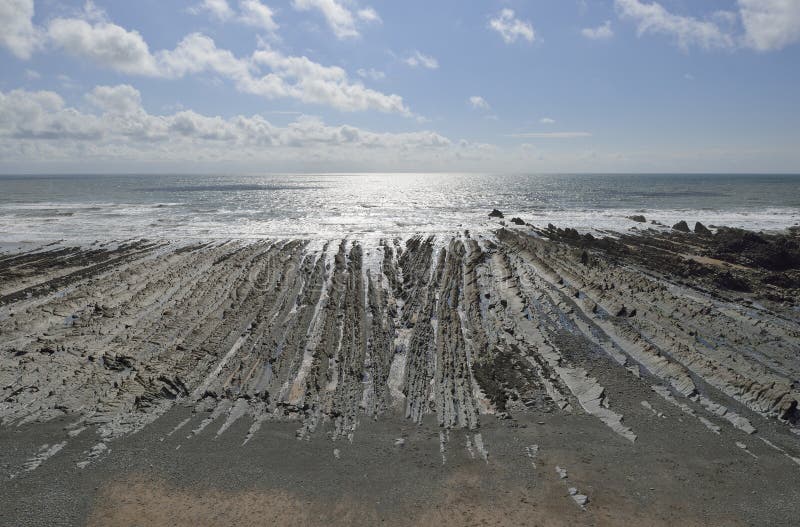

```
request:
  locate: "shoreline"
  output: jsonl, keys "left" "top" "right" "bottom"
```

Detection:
{"left": 1, "top": 224, "right": 799, "bottom": 525}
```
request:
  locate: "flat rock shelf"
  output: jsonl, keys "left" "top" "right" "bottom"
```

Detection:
{"left": 1, "top": 226, "right": 799, "bottom": 526}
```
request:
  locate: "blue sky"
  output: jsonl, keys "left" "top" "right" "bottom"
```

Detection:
{"left": 1, "top": 0, "right": 799, "bottom": 173}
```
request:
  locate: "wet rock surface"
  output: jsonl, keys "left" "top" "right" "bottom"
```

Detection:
{"left": 1, "top": 229, "right": 799, "bottom": 526}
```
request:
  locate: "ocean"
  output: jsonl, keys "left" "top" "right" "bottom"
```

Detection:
{"left": 0, "top": 173, "right": 798, "bottom": 241}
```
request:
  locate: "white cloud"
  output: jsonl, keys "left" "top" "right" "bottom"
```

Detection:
{"left": 0, "top": 0, "right": 43, "bottom": 59}
{"left": 82, "top": 1, "right": 107, "bottom": 22}
{"left": 614, "top": 0, "right": 734, "bottom": 50}
{"left": 615, "top": 0, "right": 800, "bottom": 52}
{"left": 249, "top": 47, "right": 408, "bottom": 113}
{"left": 539, "top": 117, "right": 555, "bottom": 124}
{"left": 582, "top": 21, "right": 614, "bottom": 40}
{"left": 489, "top": 9, "right": 535, "bottom": 44}
{"left": 24, "top": 69, "right": 41, "bottom": 80}
{"left": 508, "top": 132, "right": 591, "bottom": 139}
{"left": 469, "top": 96, "right": 489, "bottom": 110}
{"left": 0, "top": 88, "right": 103, "bottom": 140}
{"left": 357, "top": 8, "right": 381, "bottom": 24}
{"left": 191, "top": 0, "right": 278, "bottom": 32}
{"left": 3, "top": 86, "right": 797, "bottom": 172}
{"left": 157, "top": 33, "right": 252, "bottom": 79}
{"left": 0, "top": 86, "right": 446, "bottom": 164}
{"left": 403, "top": 50, "right": 438, "bottom": 69}
{"left": 738, "top": 0, "right": 800, "bottom": 51}
{"left": 42, "top": 9, "right": 406, "bottom": 114}
{"left": 238, "top": 0, "right": 279, "bottom": 32}
{"left": 47, "top": 17, "right": 161, "bottom": 75}
{"left": 291, "top": 0, "right": 378, "bottom": 39}
{"left": 85, "top": 84, "right": 142, "bottom": 115}
{"left": 191, "top": 0, "right": 235, "bottom": 21}
{"left": 357, "top": 68, "right": 385, "bottom": 81}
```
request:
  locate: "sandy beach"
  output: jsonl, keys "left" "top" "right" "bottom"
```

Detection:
{"left": 1, "top": 222, "right": 799, "bottom": 526}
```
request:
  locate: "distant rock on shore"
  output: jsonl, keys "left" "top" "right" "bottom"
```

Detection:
{"left": 672, "top": 220, "right": 690, "bottom": 232}
{"left": 694, "top": 222, "right": 712, "bottom": 235}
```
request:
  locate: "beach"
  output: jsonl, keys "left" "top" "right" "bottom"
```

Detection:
{"left": 2, "top": 221, "right": 799, "bottom": 526}
{"left": 4, "top": 0, "right": 800, "bottom": 523}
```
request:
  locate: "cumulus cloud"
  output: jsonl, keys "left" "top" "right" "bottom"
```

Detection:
{"left": 291, "top": 0, "right": 379, "bottom": 39}
{"left": 238, "top": 0, "right": 279, "bottom": 31}
{"left": 85, "top": 84, "right": 142, "bottom": 115}
{"left": 0, "top": 0, "right": 43, "bottom": 59}
{"left": 539, "top": 117, "right": 555, "bottom": 124}
{"left": 40, "top": 9, "right": 406, "bottom": 114}
{"left": 489, "top": 9, "right": 535, "bottom": 44}
{"left": 156, "top": 33, "right": 252, "bottom": 79}
{"left": 738, "top": 0, "right": 800, "bottom": 51}
{"left": 582, "top": 21, "right": 614, "bottom": 40}
{"left": 191, "top": 0, "right": 235, "bottom": 20}
{"left": 614, "top": 0, "right": 734, "bottom": 50}
{"left": 469, "top": 96, "right": 489, "bottom": 110}
{"left": 248, "top": 47, "right": 407, "bottom": 112}
{"left": 0, "top": 86, "right": 447, "bottom": 164}
{"left": 47, "top": 17, "right": 161, "bottom": 75}
{"left": 192, "top": 0, "right": 278, "bottom": 32}
{"left": 403, "top": 50, "right": 438, "bottom": 69}
{"left": 0, "top": 89, "right": 103, "bottom": 140}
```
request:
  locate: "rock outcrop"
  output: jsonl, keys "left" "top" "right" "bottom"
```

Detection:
{"left": 672, "top": 220, "right": 690, "bottom": 232}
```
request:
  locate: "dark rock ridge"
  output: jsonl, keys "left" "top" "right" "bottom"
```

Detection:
{"left": 672, "top": 220, "right": 690, "bottom": 232}
{"left": 538, "top": 223, "right": 800, "bottom": 304}
{"left": 694, "top": 222, "right": 712, "bottom": 235}
{"left": 712, "top": 227, "right": 800, "bottom": 272}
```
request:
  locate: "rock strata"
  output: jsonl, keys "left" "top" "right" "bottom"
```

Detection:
{"left": 1, "top": 227, "right": 798, "bottom": 476}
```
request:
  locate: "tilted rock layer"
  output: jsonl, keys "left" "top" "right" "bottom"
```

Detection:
{"left": 1, "top": 228, "right": 799, "bottom": 471}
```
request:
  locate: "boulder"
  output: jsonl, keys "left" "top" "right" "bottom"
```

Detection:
{"left": 510, "top": 217, "right": 525, "bottom": 225}
{"left": 627, "top": 215, "right": 647, "bottom": 223}
{"left": 672, "top": 220, "right": 690, "bottom": 232}
{"left": 694, "top": 222, "right": 712, "bottom": 235}
{"left": 489, "top": 209, "right": 504, "bottom": 218}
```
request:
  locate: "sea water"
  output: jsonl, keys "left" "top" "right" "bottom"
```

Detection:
{"left": 0, "top": 173, "right": 798, "bottom": 242}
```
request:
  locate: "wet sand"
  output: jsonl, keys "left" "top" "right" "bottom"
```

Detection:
{"left": 1, "top": 224, "right": 799, "bottom": 526}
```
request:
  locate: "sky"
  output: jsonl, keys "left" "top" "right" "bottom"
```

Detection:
{"left": 1, "top": 0, "right": 799, "bottom": 174}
